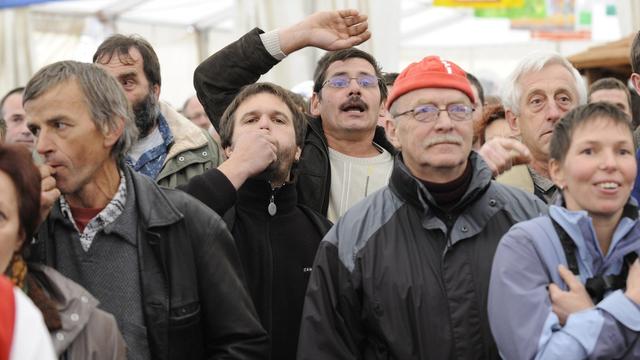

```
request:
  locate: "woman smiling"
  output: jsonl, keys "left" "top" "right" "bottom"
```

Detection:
{"left": 488, "top": 102, "right": 640, "bottom": 359}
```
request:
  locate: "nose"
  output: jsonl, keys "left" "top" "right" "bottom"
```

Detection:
{"left": 19, "top": 122, "right": 33, "bottom": 137}
{"left": 347, "top": 78, "right": 362, "bottom": 96}
{"left": 35, "top": 128, "right": 53, "bottom": 156}
{"left": 433, "top": 109, "right": 454, "bottom": 132}
{"left": 257, "top": 114, "right": 271, "bottom": 130}
{"left": 599, "top": 150, "right": 618, "bottom": 171}
{"left": 545, "top": 101, "right": 563, "bottom": 124}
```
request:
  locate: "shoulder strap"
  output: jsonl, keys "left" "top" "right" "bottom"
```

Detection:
{"left": 550, "top": 217, "right": 581, "bottom": 275}
{"left": 0, "top": 276, "right": 16, "bottom": 360}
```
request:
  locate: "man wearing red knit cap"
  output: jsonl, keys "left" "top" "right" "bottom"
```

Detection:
{"left": 298, "top": 55, "right": 547, "bottom": 360}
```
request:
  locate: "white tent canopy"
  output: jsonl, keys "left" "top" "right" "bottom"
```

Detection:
{"left": 1, "top": 0, "right": 638, "bottom": 107}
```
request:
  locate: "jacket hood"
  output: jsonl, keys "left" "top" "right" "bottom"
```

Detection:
{"left": 159, "top": 101, "right": 210, "bottom": 163}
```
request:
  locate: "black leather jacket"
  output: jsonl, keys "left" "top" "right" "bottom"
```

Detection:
{"left": 32, "top": 166, "right": 269, "bottom": 360}
{"left": 194, "top": 27, "right": 396, "bottom": 216}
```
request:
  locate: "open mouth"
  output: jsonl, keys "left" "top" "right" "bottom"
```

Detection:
{"left": 340, "top": 98, "right": 368, "bottom": 113}
{"left": 596, "top": 181, "right": 620, "bottom": 190}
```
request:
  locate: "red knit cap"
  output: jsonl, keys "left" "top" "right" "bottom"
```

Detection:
{"left": 386, "top": 55, "right": 475, "bottom": 110}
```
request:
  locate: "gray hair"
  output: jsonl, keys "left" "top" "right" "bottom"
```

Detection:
{"left": 501, "top": 52, "right": 587, "bottom": 116}
{"left": 23, "top": 60, "right": 138, "bottom": 161}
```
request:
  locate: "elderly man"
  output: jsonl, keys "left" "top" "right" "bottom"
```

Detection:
{"left": 1, "top": 87, "right": 36, "bottom": 150}
{"left": 182, "top": 94, "right": 221, "bottom": 142}
{"left": 93, "top": 35, "right": 222, "bottom": 188}
{"left": 180, "top": 82, "right": 331, "bottom": 359}
{"left": 25, "top": 61, "right": 268, "bottom": 360}
{"left": 297, "top": 55, "right": 546, "bottom": 359}
{"left": 498, "top": 52, "right": 587, "bottom": 203}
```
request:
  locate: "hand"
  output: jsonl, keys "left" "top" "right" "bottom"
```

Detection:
{"left": 279, "top": 9, "right": 371, "bottom": 54}
{"left": 217, "top": 130, "right": 278, "bottom": 189}
{"left": 39, "top": 164, "right": 61, "bottom": 226}
{"left": 625, "top": 259, "right": 640, "bottom": 304}
{"left": 548, "top": 265, "right": 594, "bottom": 325}
{"left": 478, "top": 137, "right": 531, "bottom": 176}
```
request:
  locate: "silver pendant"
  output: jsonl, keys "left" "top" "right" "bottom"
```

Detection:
{"left": 268, "top": 202, "right": 277, "bottom": 216}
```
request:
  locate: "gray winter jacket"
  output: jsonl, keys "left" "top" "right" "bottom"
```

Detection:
{"left": 29, "top": 264, "right": 126, "bottom": 360}
{"left": 297, "top": 152, "right": 547, "bottom": 359}
{"left": 489, "top": 200, "right": 640, "bottom": 359}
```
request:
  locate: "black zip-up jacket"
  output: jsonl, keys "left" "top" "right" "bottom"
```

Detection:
{"left": 297, "top": 153, "right": 548, "bottom": 359}
{"left": 32, "top": 166, "right": 269, "bottom": 360}
{"left": 194, "top": 27, "right": 396, "bottom": 216}
{"left": 180, "top": 168, "right": 332, "bottom": 359}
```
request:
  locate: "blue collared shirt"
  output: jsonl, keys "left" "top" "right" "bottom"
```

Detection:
{"left": 126, "top": 113, "right": 173, "bottom": 180}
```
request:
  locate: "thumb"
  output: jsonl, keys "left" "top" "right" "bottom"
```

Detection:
{"left": 558, "top": 264, "right": 582, "bottom": 291}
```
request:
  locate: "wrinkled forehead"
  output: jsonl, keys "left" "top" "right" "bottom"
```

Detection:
{"left": 324, "top": 58, "right": 377, "bottom": 78}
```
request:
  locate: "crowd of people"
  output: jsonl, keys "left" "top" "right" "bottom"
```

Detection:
{"left": 1, "top": 8, "right": 640, "bottom": 360}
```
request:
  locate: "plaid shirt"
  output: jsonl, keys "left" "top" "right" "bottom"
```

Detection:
{"left": 59, "top": 171, "right": 127, "bottom": 251}
{"left": 126, "top": 114, "right": 173, "bottom": 180}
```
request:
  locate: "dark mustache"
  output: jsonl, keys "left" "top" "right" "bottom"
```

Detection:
{"left": 339, "top": 96, "right": 368, "bottom": 111}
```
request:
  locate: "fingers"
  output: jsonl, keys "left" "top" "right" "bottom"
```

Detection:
{"left": 548, "top": 283, "right": 561, "bottom": 301}
{"left": 558, "top": 265, "right": 583, "bottom": 291}
{"left": 478, "top": 137, "right": 531, "bottom": 176}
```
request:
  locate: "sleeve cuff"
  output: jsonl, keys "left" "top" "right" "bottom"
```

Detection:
{"left": 561, "top": 307, "right": 604, "bottom": 354}
{"left": 259, "top": 29, "right": 287, "bottom": 61}
{"left": 598, "top": 289, "right": 640, "bottom": 331}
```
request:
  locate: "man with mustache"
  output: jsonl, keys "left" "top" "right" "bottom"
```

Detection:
{"left": 93, "top": 35, "right": 223, "bottom": 188}
{"left": 1, "top": 87, "right": 36, "bottom": 151}
{"left": 297, "top": 55, "right": 547, "bottom": 359}
{"left": 497, "top": 52, "right": 586, "bottom": 203}
{"left": 194, "top": 10, "right": 395, "bottom": 222}
{"left": 180, "top": 83, "right": 331, "bottom": 359}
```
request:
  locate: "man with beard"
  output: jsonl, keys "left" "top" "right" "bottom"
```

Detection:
{"left": 194, "top": 10, "right": 396, "bottom": 223}
{"left": 179, "top": 83, "right": 331, "bottom": 359}
{"left": 93, "top": 35, "right": 223, "bottom": 188}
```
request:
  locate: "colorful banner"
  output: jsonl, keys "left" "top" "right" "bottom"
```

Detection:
{"left": 434, "top": 0, "right": 525, "bottom": 9}
{"left": 0, "top": 0, "right": 61, "bottom": 9}
{"left": 474, "top": 0, "right": 546, "bottom": 18}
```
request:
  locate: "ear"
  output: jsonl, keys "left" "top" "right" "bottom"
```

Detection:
{"left": 294, "top": 146, "right": 302, "bottom": 162}
{"left": 548, "top": 158, "right": 565, "bottom": 190}
{"left": 103, "top": 117, "right": 125, "bottom": 148}
{"left": 631, "top": 73, "right": 640, "bottom": 95}
{"left": 385, "top": 118, "right": 401, "bottom": 150}
{"left": 224, "top": 146, "right": 233, "bottom": 159}
{"left": 151, "top": 83, "right": 161, "bottom": 101}
{"left": 505, "top": 109, "right": 521, "bottom": 137}
{"left": 310, "top": 92, "right": 321, "bottom": 117}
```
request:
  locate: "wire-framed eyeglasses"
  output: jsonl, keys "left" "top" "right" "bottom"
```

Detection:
{"left": 393, "top": 103, "right": 474, "bottom": 122}
{"left": 321, "top": 74, "right": 380, "bottom": 89}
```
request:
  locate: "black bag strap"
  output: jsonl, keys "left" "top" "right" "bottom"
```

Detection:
{"left": 550, "top": 217, "right": 581, "bottom": 276}
{"left": 550, "top": 216, "right": 638, "bottom": 302}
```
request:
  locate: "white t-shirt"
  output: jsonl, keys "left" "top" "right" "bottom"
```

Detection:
{"left": 128, "top": 125, "right": 163, "bottom": 163}
{"left": 327, "top": 146, "right": 393, "bottom": 223}
{"left": 10, "top": 289, "right": 55, "bottom": 360}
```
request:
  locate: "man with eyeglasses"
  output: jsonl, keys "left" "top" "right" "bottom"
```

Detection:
{"left": 297, "top": 55, "right": 546, "bottom": 359}
{"left": 194, "top": 9, "right": 395, "bottom": 222}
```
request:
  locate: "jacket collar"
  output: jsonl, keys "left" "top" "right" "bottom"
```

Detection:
{"left": 309, "top": 115, "right": 397, "bottom": 155}
{"left": 237, "top": 178, "right": 298, "bottom": 215}
{"left": 389, "top": 151, "right": 493, "bottom": 212}
{"left": 159, "top": 101, "right": 209, "bottom": 162}
{"left": 50, "top": 165, "right": 183, "bottom": 230}
{"left": 550, "top": 196, "right": 640, "bottom": 271}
